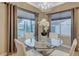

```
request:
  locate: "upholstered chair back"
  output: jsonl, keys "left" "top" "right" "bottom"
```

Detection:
{"left": 15, "top": 39, "right": 26, "bottom": 56}
{"left": 69, "top": 39, "right": 77, "bottom": 56}
{"left": 49, "top": 32, "right": 58, "bottom": 39}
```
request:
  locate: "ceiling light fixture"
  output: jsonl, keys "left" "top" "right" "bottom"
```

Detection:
{"left": 38, "top": 2, "right": 53, "bottom": 11}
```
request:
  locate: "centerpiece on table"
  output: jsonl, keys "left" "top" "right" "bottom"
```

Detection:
{"left": 38, "top": 19, "right": 50, "bottom": 48}
{"left": 38, "top": 18, "right": 49, "bottom": 36}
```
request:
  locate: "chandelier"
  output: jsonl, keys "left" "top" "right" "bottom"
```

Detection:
{"left": 37, "top": 2, "right": 53, "bottom": 11}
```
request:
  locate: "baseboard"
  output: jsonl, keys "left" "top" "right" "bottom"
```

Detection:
{"left": 0, "top": 52, "right": 7, "bottom": 56}
{"left": 62, "top": 45, "right": 71, "bottom": 49}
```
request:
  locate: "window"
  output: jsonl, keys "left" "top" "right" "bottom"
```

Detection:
{"left": 50, "top": 10, "right": 72, "bottom": 46}
{"left": 51, "top": 11, "right": 71, "bottom": 36}
{"left": 60, "top": 19, "right": 71, "bottom": 36}
{"left": 51, "top": 19, "right": 71, "bottom": 36}
{"left": 17, "top": 19, "right": 35, "bottom": 38}
{"left": 17, "top": 9, "right": 36, "bottom": 38}
{"left": 51, "top": 21, "right": 60, "bottom": 34}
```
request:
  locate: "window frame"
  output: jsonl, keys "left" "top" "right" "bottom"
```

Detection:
{"left": 16, "top": 7, "right": 38, "bottom": 40}
{"left": 48, "top": 9, "right": 74, "bottom": 45}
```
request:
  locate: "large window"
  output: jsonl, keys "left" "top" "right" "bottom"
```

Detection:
{"left": 51, "top": 19, "right": 71, "bottom": 36}
{"left": 50, "top": 10, "right": 72, "bottom": 46}
{"left": 51, "top": 11, "right": 71, "bottom": 37}
{"left": 17, "top": 18, "right": 35, "bottom": 38}
{"left": 17, "top": 9, "right": 36, "bottom": 38}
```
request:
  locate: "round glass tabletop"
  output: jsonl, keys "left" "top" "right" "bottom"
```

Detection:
{"left": 24, "top": 38, "right": 63, "bottom": 48}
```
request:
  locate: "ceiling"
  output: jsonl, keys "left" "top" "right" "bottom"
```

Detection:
{"left": 27, "top": 2, "right": 65, "bottom": 12}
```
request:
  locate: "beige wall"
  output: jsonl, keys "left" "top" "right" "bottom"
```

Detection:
{"left": 74, "top": 8, "right": 79, "bottom": 51}
{"left": 0, "top": 3, "right": 7, "bottom": 55}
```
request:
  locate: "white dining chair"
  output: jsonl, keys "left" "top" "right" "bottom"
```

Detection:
{"left": 15, "top": 39, "right": 27, "bottom": 56}
{"left": 18, "top": 32, "right": 34, "bottom": 43}
{"left": 49, "top": 39, "right": 77, "bottom": 56}
{"left": 49, "top": 32, "right": 58, "bottom": 39}
{"left": 24, "top": 32, "right": 34, "bottom": 43}
{"left": 49, "top": 32, "right": 63, "bottom": 47}
{"left": 15, "top": 39, "right": 43, "bottom": 56}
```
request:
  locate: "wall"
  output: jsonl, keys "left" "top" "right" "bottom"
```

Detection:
{"left": 0, "top": 3, "right": 7, "bottom": 55}
{"left": 74, "top": 8, "right": 79, "bottom": 51}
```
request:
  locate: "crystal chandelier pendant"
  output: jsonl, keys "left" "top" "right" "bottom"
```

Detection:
{"left": 38, "top": 2, "right": 52, "bottom": 12}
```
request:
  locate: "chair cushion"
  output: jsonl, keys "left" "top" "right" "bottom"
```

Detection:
{"left": 49, "top": 50, "right": 69, "bottom": 56}
{"left": 26, "top": 49, "right": 43, "bottom": 56}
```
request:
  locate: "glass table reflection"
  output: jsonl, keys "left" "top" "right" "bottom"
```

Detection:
{"left": 24, "top": 38, "right": 63, "bottom": 48}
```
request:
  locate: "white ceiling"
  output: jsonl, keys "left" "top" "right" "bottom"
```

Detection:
{"left": 27, "top": 2, "right": 65, "bottom": 12}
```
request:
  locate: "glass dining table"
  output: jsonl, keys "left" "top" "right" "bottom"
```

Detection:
{"left": 24, "top": 38, "right": 63, "bottom": 49}
{"left": 24, "top": 38, "right": 63, "bottom": 55}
